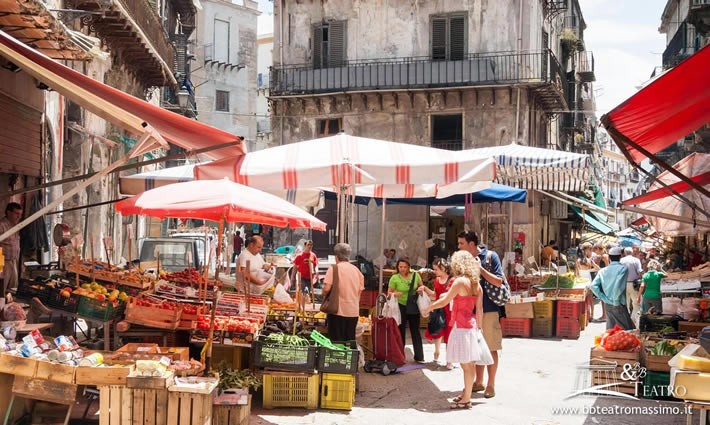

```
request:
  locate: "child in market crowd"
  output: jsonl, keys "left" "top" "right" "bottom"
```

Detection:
{"left": 387, "top": 257, "right": 425, "bottom": 363}
{"left": 637, "top": 259, "right": 665, "bottom": 314}
{"left": 418, "top": 257, "right": 454, "bottom": 369}
{"left": 421, "top": 250, "right": 493, "bottom": 409}
{"left": 457, "top": 231, "right": 504, "bottom": 399}
{"left": 290, "top": 240, "right": 318, "bottom": 310}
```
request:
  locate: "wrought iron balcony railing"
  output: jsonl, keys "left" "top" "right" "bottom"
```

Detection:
{"left": 662, "top": 21, "right": 698, "bottom": 68}
{"left": 576, "top": 51, "right": 595, "bottom": 82}
{"left": 431, "top": 140, "right": 463, "bottom": 151}
{"left": 271, "top": 50, "right": 567, "bottom": 103}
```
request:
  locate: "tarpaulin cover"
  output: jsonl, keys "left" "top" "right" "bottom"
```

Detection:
{"left": 633, "top": 153, "right": 710, "bottom": 235}
{"left": 193, "top": 133, "right": 496, "bottom": 197}
{"left": 601, "top": 44, "right": 710, "bottom": 164}
{"left": 323, "top": 183, "right": 527, "bottom": 205}
{"left": 115, "top": 178, "right": 326, "bottom": 230}
{"left": 571, "top": 206, "right": 614, "bottom": 235}
{"left": 0, "top": 30, "right": 244, "bottom": 160}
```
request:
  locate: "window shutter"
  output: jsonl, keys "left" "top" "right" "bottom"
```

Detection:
{"left": 431, "top": 17, "right": 447, "bottom": 61}
{"left": 328, "top": 21, "right": 346, "bottom": 67}
{"left": 313, "top": 25, "right": 323, "bottom": 68}
{"left": 449, "top": 16, "right": 465, "bottom": 60}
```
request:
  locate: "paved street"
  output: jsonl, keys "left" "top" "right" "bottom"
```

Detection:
{"left": 251, "top": 305, "right": 698, "bottom": 425}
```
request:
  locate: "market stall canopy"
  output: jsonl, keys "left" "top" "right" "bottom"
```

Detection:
{"left": 448, "top": 143, "right": 591, "bottom": 192}
{"left": 372, "top": 183, "right": 527, "bottom": 205}
{"left": 118, "top": 164, "right": 322, "bottom": 208}
{"left": 571, "top": 206, "right": 615, "bottom": 235}
{"left": 601, "top": 44, "right": 710, "bottom": 164}
{"left": 115, "top": 178, "right": 326, "bottom": 231}
{"left": 0, "top": 30, "right": 244, "bottom": 160}
{"left": 624, "top": 153, "right": 710, "bottom": 236}
{"left": 192, "top": 133, "right": 496, "bottom": 195}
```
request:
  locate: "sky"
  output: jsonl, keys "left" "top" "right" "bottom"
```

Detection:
{"left": 253, "top": 0, "right": 668, "bottom": 115}
{"left": 579, "top": 0, "right": 668, "bottom": 115}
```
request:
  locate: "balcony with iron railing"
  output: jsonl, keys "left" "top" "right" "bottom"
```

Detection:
{"left": 576, "top": 50, "right": 595, "bottom": 82}
{"left": 689, "top": 0, "right": 710, "bottom": 34}
{"left": 71, "top": 0, "right": 175, "bottom": 86}
{"left": 662, "top": 21, "right": 699, "bottom": 68}
{"left": 563, "top": 15, "right": 581, "bottom": 38}
{"left": 431, "top": 140, "right": 463, "bottom": 151}
{"left": 271, "top": 50, "right": 568, "bottom": 111}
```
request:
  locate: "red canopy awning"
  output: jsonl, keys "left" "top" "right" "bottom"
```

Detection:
{"left": 601, "top": 44, "right": 710, "bottom": 164}
{"left": 624, "top": 170, "right": 710, "bottom": 205}
{"left": 0, "top": 30, "right": 244, "bottom": 160}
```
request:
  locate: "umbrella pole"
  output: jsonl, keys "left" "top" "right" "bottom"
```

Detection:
{"left": 378, "top": 198, "right": 387, "bottom": 296}
{"left": 205, "top": 290, "right": 221, "bottom": 372}
{"left": 215, "top": 219, "right": 224, "bottom": 282}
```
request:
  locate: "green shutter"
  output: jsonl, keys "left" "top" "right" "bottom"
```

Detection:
{"left": 313, "top": 25, "right": 323, "bottom": 68}
{"left": 328, "top": 21, "right": 346, "bottom": 67}
{"left": 431, "top": 17, "right": 447, "bottom": 61}
{"left": 449, "top": 16, "right": 465, "bottom": 60}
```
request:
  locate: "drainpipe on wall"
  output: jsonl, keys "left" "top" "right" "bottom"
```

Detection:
{"left": 509, "top": 0, "right": 524, "bottom": 260}
{"left": 279, "top": 0, "right": 285, "bottom": 145}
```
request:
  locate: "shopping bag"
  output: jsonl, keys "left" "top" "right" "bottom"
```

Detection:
{"left": 382, "top": 295, "right": 401, "bottom": 326}
{"left": 631, "top": 306, "right": 642, "bottom": 329}
{"left": 417, "top": 293, "right": 432, "bottom": 318}
{"left": 427, "top": 308, "right": 447, "bottom": 336}
{"left": 372, "top": 316, "right": 406, "bottom": 366}
{"left": 249, "top": 273, "right": 275, "bottom": 295}
{"left": 273, "top": 283, "right": 293, "bottom": 304}
{"left": 282, "top": 268, "right": 292, "bottom": 291}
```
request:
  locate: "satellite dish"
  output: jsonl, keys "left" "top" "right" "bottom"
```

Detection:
{"left": 52, "top": 223, "right": 71, "bottom": 247}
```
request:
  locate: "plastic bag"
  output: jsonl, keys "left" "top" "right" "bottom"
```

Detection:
{"left": 249, "top": 273, "right": 275, "bottom": 295}
{"left": 382, "top": 295, "right": 401, "bottom": 326}
{"left": 282, "top": 268, "right": 292, "bottom": 291}
{"left": 417, "top": 293, "right": 432, "bottom": 318}
{"left": 273, "top": 283, "right": 293, "bottom": 304}
{"left": 475, "top": 328, "right": 494, "bottom": 366}
{"left": 631, "top": 306, "right": 641, "bottom": 329}
{"left": 1, "top": 302, "right": 26, "bottom": 321}
{"left": 598, "top": 325, "right": 641, "bottom": 352}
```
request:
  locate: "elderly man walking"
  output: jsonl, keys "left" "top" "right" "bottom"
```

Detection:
{"left": 620, "top": 247, "right": 643, "bottom": 314}
{"left": 591, "top": 247, "right": 635, "bottom": 330}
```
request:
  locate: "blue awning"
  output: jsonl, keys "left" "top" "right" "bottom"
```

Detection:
{"left": 571, "top": 206, "right": 614, "bottom": 235}
{"left": 322, "top": 183, "right": 527, "bottom": 206}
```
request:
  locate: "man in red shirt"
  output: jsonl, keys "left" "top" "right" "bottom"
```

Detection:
{"left": 290, "top": 240, "right": 318, "bottom": 309}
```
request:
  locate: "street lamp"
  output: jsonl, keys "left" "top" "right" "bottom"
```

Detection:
{"left": 177, "top": 89, "right": 190, "bottom": 109}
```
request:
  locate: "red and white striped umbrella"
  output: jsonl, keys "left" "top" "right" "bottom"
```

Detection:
{"left": 193, "top": 133, "right": 496, "bottom": 197}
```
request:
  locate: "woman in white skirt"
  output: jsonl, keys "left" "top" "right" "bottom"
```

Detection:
{"left": 422, "top": 250, "right": 493, "bottom": 409}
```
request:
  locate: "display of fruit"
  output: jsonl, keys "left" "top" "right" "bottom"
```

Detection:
{"left": 195, "top": 315, "right": 261, "bottom": 334}
{"left": 72, "top": 282, "right": 127, "bottom": 307}
{"left": 181, "top": 304, "right": 203, "bottom": 315}
{"left": 133, "top": 296, "right": 179, "bottom": 311}
{"left": 162, "top": 268, "right": 202, "bottom": 282}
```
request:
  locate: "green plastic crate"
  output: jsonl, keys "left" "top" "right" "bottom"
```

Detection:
{"left": 642, "top": 371, "right": 675, "bottom": 400}
{"left": 78, "top": 296, "right": 125, "bottom": 321}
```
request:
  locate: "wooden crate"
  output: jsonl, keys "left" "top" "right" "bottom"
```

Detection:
{"left": 357, "top": 330, "right": 373, "bottom": 362}
{"left": 76, "top": 363, "right": 134, "bottom": 386}
{"left": 35, "top": 360, "right": 76, "bottom": 384}
{"left": 0, "top": 353, "right": 37, "bottom": 377}
{"left": 167, "top": 391, "right": 213, "bottom": 425}
{"left": 212, "top": 395, "right": 251, "bottom": 425}
{"left": 678, "top": 321, "right": 709, "bottom": 336}
{"left": 99, "top": 385, "right": 138, "bottom": 425}
{"left": 13, "top": 376, "right": 78, "bottom": 405}
{"left": 118, "top": 343, "right": 160, "bottom": 353}
{"left": 125, "top": 299, "right": 182, "bottom": 330}
{"left": 589, "top": 348, "right": 641, "bottom": 395}
{"left": 127, "top": 371, "right": 174, "bottom": 389}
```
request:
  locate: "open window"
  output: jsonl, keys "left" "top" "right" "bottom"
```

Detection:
{"left": 432, "top": 114, "right": 463, "bottom": 150}
{"left": 317, "top": 118, "right": 342, "bottom": 137}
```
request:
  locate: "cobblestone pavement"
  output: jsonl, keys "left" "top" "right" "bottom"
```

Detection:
{"left": 250, "top": 304, "right": 701, "bottom": 425}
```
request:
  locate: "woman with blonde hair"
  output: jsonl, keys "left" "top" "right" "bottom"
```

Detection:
{"left": 422, "top": 250, "right": 493, "bottom": 409}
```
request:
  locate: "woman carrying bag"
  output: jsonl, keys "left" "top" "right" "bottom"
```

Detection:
{"left": 418, "top": 258, "right": 454, "bottom": 368}
{"left": 387, "top": 257, "right": 424, "bottom": 363}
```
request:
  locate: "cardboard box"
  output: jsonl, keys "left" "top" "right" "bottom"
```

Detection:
{"left": 504, "top": 302, "right": 534, "bottom": 319}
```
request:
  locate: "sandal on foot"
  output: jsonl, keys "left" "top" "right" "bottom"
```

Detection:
{"left": 484, "top": 388, "right": 495, "bottom": 398}
{"left": 471, "top": 384, "right": 485, "bottom": 392}
{"left": 452, "top": 395, "right": 464, "bottom": 402}
{"left": 450, "top": 401, "right": 472, "bottom": 409}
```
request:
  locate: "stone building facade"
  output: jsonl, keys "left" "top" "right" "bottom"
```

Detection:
{"left": 270, "top": 0, "right": 596, "bottom": 263}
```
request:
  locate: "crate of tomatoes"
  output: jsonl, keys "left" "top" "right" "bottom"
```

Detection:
{"left": 125, "top": 296, "right": 183, "bottom": 329}
{"left": 193, "top": 314, "right": 262, "bottom": 345}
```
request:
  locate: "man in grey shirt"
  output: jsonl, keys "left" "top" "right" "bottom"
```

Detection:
{"left": 620, "top": 247, "right": 643, "bottom": 314}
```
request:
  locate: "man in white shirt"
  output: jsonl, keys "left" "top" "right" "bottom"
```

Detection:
{"left": 620, "top": 247, "right": 643, "bottom": 314}
{"left": 238, "top": 235, "right": 274, "bottom": 294}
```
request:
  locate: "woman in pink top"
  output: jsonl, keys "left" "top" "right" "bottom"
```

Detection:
{"left": 422, "top": 250, "right": 493, "bottom": 409}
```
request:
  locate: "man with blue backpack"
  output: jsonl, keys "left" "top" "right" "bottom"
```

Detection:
{"left": 457, "top": 231, "right": 510, "bottom": 399}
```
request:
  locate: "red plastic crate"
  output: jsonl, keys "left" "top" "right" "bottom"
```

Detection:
{"left": 500, "top": 318, "right": 532, "bottom": 338}
{"left": 359, "top": 290, "right": 377, "bottom": 308}
{"left": 556, "top": 318, "right": 581, "bottom": 339}
{"left": 557, "top": 300, "right": 584, "bottom": 319}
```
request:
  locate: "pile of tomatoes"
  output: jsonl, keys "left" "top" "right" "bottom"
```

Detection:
{"left": 195, "top": 316, "right": 261, "bottom": 334}
{"left": 162, "top": 268, "right": 202, "bottom": 282}
{"left": 133, "top": 297, "right": 179, "bottom": 311}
